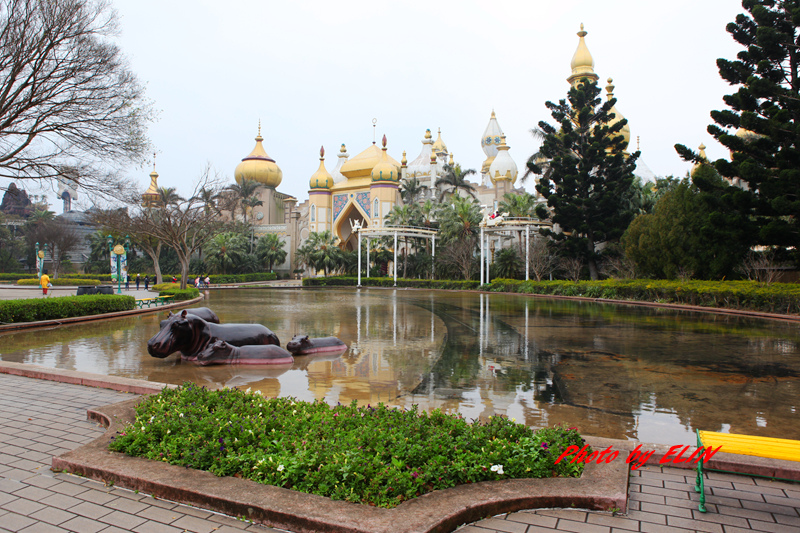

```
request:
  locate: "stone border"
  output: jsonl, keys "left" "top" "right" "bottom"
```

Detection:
{"left": 0, "top": 295, "right": 205, "bottom": 332}
{"left": 52, "top": 397, "right": 629, "bottom": 533}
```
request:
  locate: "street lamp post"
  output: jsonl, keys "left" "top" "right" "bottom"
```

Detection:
{"left": 108, "top": 235, "right": 131, "bottom": 294}
{"left": 35, "top": 242, "right": 47, "bottom": 278}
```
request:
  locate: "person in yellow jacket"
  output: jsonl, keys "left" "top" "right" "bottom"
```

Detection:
{"left": 40, "top": 270, "right": 50, "bottom": 297}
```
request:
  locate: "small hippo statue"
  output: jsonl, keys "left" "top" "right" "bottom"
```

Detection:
{"left": 286, "top": 335, "right": 347, "bottom": 355}
{"left": 194, "top": 338, "right": 294, "bottom": 366}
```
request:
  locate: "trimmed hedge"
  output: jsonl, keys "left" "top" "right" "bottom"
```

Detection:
{"left": 158, "top": 287, "right": 200, "bottom": 301}
{"left": 303, "top": 276, "right": 481, "bottom": 290}
{"left": 152, "top": 282, "right": 179, "bottom": 291}
{"left": 183, "top": 272, "right": 278, "bottom": 284}
{"left": 486, "top": 278, "right": 800, "bottom": 315}
{"left": 17, "top": 278, "right": 103, "bottom": 286}
{"left": 0, "top": 295, "right": 135, "bottom": 323}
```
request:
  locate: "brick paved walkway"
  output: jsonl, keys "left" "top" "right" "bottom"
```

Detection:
{"left": 1, "top": 373, "right": 798, "bottom": 533}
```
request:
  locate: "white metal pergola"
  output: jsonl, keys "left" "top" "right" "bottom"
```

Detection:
{"left": 479, "top": 217, "right": 553, "bottom": 285}
{"left": 354, "top": 224, "right": 438, "bottom": 287}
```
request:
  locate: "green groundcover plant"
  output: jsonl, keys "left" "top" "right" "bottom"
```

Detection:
{"left": 109, "top": 384, "right": 588, "bottom": 508}
{"left": 16, "top": 278, "right": 102, "bottom": 286}
{"left": 0, "top": 294, "right": 135, "bottom": 323}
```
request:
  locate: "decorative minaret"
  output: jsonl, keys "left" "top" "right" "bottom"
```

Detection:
{"left": 604, "top": 77, "right": 631, "bottom": 153}
{"left": 331, "top": 143, "right": 349, "bottom": 184}
{"left": 308, "top": 146, "right": 334, "bottom": 233}
{"left": 142, "top": 153, "right": 160, "bottom": 207}
{"left": 488, "top": 135, "right": 518, "bottom": 202}
{"left": 370, "top": 135, "right": 400, "bottom": 227}
{"left": 481, "top": 110, "right": 505, "bottom": 185}
{"left": 568, "top": 23, "right": 599, "bottom": 87}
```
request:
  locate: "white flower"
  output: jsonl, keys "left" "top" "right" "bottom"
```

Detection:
{"left": 490, "top": 464, "right": 504, "bottom": 475}
{"left": 179, "top": 413, "right": 184, "bottom": 418}
{"left": 245, "top": 387, "right": 252, "bottom": 394}
{"left": 277, "top": 464, "right": 285, "bottom": 472}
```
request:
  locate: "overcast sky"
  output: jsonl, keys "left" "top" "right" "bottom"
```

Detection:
{"left": 15, "top": 0, "right": 746, "bottom": 213}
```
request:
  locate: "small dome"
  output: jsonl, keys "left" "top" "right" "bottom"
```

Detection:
{"left": 481, "top": 110, "right": 504, "bottom": 159}
{"left": 605, "top": 78, "right": 630, "bottom": 151}
{"left": 432, "top": 128, "right": 448, "bottom": 157}
{"left": 371, "top": 135, "right": 400, "bottom": 182}
{"left": 407, "top": 129, "right": 437, "bottom": 178}
{"left": 331, "top": 143, "right": 349, "bottom": 184}
{"left": 488, "top": 135, "right": 518, "bottom": 184}
{"left": 309, "top": 146, "right": 334, "bottom": 190}
{"left": 234, "top": 123, "right": 282, "bottom": 188}
{"left": 568, "top": 24, "right": 599, "bottom": 86}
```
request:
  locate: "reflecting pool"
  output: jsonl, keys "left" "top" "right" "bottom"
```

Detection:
{"left": 2, "top": 288, "right": 798, "bottom": 446}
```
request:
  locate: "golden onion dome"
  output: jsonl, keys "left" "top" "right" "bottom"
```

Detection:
{"left": 142, "top": 164, "right": 160, "bottom": 207}
{"left": 309, "top": 146, "right": 334, "bottom": 190}
{"left": 605, "top": 78, "right": 631, "bottom": 151}
{"left": 234, "top": 123, "right": 282, "bottom": 188}
{"left": 568, "top": 23, "right": 599, "bottom": 87}
{"left": 432, "top": 128, "right": 448, "bottom": 157}
{"left": 341, "top": 140, "right": 401, "bottom": 179}
{"left": 691, "top": 143, "right": 709, "bottom": 176}
{"left": 371, "top": 135, "right": 400, "bottom": 182}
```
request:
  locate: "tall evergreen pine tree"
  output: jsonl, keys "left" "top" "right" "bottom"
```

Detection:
{"left": 530, "top": 78, "right": 640, "bottom": 280}
{"left": 676, "top": 0, "right": 800, "bottom": 261}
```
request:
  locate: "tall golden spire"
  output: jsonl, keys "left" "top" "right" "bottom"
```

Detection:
{"left": 568, "top": 23, "right": 598, "bottom": 87}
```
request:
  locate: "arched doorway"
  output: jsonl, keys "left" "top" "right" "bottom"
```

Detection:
{"left": 336, "top": 203, "right": 368, "bottom": 250}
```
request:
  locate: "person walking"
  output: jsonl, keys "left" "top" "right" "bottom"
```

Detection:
{"left": 204, "top": 275, "right": 210, "bottom": 289}
{"left": 40, "top": 269, "right": 50, "bottom": 297}
{"left": 136, "top": 273, "right": 141, "bottom": 290}
{"left": 144, "top": 275, "right": 149, "bottom": 291}
{"left": 125, "top": 274, "right": 130, "bottom": 291}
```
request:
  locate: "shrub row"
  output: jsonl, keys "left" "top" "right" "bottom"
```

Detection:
{"left": 303, "top": 276, "right": 481, "bottom": 290}
{"left": 486, "top": 278, "right": 800, "bottom": 315}
{"left": 0, "top": 295, "right": 135, "bottom": 323}
{"left": 157, "top": 287, "right": 200, "bottom": 301}
{"left": 16, "top": 278, "right": 103, "bottom": 286}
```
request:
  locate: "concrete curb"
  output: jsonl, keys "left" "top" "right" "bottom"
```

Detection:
{"left": 0, "top": 361, "right": 175, "bottom": 395}
{"left": 53, "top": 397, "right": 629, "bottom": 533}
{"left": 0, "top": 294, "right": 206, "bottom": 332}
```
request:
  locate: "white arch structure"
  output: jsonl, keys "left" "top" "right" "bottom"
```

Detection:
{"left": 479, "top": 217, "right": 553, "bottom": 285}
{"left": 354, "top": 224, "right": 438, "bottom": 287}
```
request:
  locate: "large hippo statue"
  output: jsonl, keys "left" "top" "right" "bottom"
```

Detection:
{"left": 159, "top": 307, "right": 220, "bottom": 329}
{"left": 194, "top": 338, "right": 294, "bottom": 366}
{"left": 286, "top": 335, "right": 347, "bottom": 355}
{"left": 148, "top": 310, "right": 279, "bottom": 359}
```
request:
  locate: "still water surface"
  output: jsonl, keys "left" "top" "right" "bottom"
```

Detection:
{"left": 2, "top": 288, "right": 798, "bottom": 446}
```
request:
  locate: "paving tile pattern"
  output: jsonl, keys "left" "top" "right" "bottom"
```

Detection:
{"left": 2, "top": 372, "right": 798, "bottom": 533}
{"left": 464, "top": 465, "right": 800, "bottom": 532}
{"left": 0, "top": 374, "right": 279, "bottom": 532}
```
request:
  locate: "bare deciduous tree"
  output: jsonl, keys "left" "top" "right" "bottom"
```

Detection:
{"left": 559, "top": 256, "right": 583, "bottom": 282}
{"left": 0, "top": 0, "right": 153, "bottom": 197}
{"left": 26, "top": 220, "right": 80, "bottom": 278}
{"left": 97, "top": 166, "right": 230, "bottom": 288}
{"left": 736, "top": 250, "right": 785, "bottom": 285}
{"left": 527, "top": 237, "right": 558, "bottom": 281}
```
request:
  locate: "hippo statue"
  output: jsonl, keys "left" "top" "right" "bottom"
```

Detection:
{"left": 148, "top": 310, "right": 279, "bottom": 359}
{"left": 159, "top": 307, "right": 220, "bottom": 329}
{"left": 194, "top": 338, "right": 294, "bottom": 366}
{"left": 286, "top": 335, "right": 347, "bottom": 355}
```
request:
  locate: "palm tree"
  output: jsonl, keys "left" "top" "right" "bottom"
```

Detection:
{"left": 399, "top": 177, "right": 427, "bottom": 205}
{"left": 499, "top": 191, "right": 539, "bottom": 255}
{"left": 192, "top": 187, "right": 220, "bottom": 214}
{"left": 227, "top": 179, "right": 263, "bottom": 222}
{"left": 158, "top": 187, "right": 184, "bottom": 207}
{"left": 241, "top": 195, "right": 263, "bottom": 224}
{"left": 205, "top": 232, "right": 249, "bottom": 274}
{"left": 296, "top": 231, "right": 342, "bottom": 276}
{"left": 437, "top": 195, "right": 481, "bottom": 242}
{"left": 435, "top": 164, "right": 477, "bottom": 201}
{"left": 256, "top": 233, "right": 287, "bottom": 271}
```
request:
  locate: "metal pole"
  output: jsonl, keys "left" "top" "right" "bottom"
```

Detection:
{"left": 116, "top": 255, "right": 122, "bottom": 294}
{"left": 357, "top": 229, "right": 362, "bottom": 288}
{"left": 393, "top": 231, "right": 398, "bottom": 287}
{"left": 485, "top": 232, "right": 490, "bottom": 284}
{"left": 366, "top": 238, "right": 370, "bottom": 278}
{"left": 480, "top": 228, "right": 484, "bottom": 285}
{"left": 431, "top": 236, "right": 435, "bottom": 280}
{"left": 525, "top": 225, "right": 530, "bottom": 281}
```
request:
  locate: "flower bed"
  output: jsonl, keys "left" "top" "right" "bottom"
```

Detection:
{"left": 109, "top": 384, "right": 587, "bottom": 508}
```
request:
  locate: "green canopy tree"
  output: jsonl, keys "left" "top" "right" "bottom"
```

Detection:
{"left": 622, "top": 166, "right": 753, "bottom": 279}
{"left": 675, "top": 0, "right": 800, "bottom": 261}
{"left": 529, "top": 78, "right": 640, "bottom": 280}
